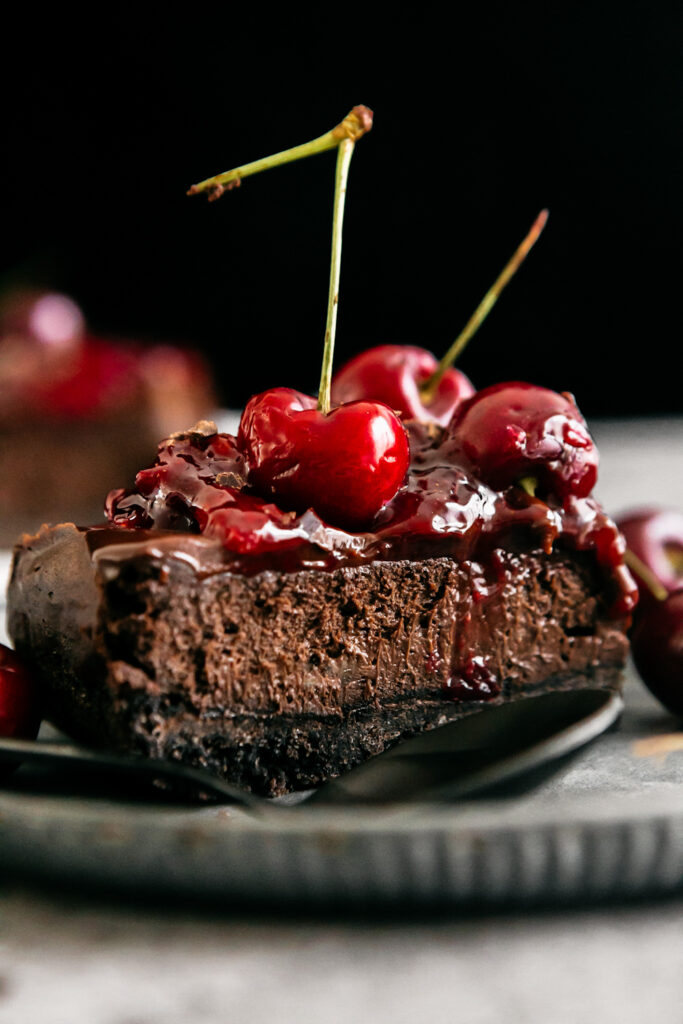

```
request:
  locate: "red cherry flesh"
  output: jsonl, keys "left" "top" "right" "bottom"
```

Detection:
{"left": 448, "top": 382, "right": 599, "bottom": 501}
{"left": 616, "top": 508, "right": 683, "bottom": 613}
{"left": 0, "top": 645, "right": 41, "bottom": 740}
{"left": 631, "top": 589, "right": 683, "bottom": 717}
{"left": 237, "top": 387, "right": 410, "bottom": 531}
{"left": 331, "top": 345, "right": 474, "bottom": 427}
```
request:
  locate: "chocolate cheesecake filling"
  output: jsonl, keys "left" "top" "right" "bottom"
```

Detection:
{"left": 8, "top": 523, "right": 628, "bottom": 795}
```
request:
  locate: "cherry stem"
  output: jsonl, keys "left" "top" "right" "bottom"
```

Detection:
{"left": 518, "top": 476, "right": 538, "bottom": 497}
{"left": 318, "top": 138, "right": 356, "bottom": 414}
{"left": 624, "top": 549, "right": 668, "bottom": 602}
{"left": 420, "top": 209, "right": 549, "bottom": 403}
{"left": 188, "top": 105, "right": 373, "bottom": 201}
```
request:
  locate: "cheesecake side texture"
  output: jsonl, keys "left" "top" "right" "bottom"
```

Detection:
{"left": 7, "top": 523, "right": 629, "bottom": 796}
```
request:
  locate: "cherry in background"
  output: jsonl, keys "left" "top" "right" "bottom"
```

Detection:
{"left": 613, "top": 508, "right": 683, "bottom": 719}
{"left": 616, "top": 508, "right": 683, "bottom": 616}
{"left": 0, "top": 645, "right": 41, "bottom": 742}
{"left": 631, "top": 589, "right": 683, "bottom": 718}
{"left": 0, "top": 288, "right": 143, "bottom": 420}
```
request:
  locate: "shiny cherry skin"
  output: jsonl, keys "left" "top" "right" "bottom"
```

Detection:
{"left": 447, "top": 382, "right": 598, "bottom": 502}
{"left": 237, "top": 387, "right": 410, "bottom": 531}
{"left": 0, "top": 645, "right": 41, "bottom": 741}
{"left": 631, "top": 589, "right": 683, "bottom": 717}
{"left": 616, "top": 508, "right": 683, "bottom": 614}
{"left": 331, "top": 345, "right": 475, "bottom": 426}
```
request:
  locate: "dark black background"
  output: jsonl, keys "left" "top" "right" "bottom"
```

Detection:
{"left": 2, "top": 7, "right": 681, "bottom": 415}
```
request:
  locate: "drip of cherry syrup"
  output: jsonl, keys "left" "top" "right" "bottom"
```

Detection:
{"left": 443, "top": 656, "right": 501, "bottom": 702}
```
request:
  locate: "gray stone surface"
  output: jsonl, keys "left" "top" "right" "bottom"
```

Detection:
{"left": 0, "top": 886, "right": 682, "bottom": 1024}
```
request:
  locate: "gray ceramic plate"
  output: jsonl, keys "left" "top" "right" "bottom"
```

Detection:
{"left": 0, "top": 669, "right": 681, "bottom": 909}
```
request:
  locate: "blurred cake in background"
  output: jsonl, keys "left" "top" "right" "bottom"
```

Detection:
{"left": 0, "top": 288, "right": 215, "bottom": 546}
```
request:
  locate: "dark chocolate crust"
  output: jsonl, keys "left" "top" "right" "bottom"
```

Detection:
{"left": 8, "top": 524, "right": 629, "bottom": 796}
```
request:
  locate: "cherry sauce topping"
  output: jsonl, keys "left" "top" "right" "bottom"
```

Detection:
{"left": 105, "top": 409, "right": 637, "bottom": 618}
{"left": 631, "top": 589, "right": 683, "bottom": 717}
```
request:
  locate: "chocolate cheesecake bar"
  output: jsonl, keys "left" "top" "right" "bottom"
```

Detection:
{"left": 7, "top": 417, "right": 636, "bottom": 796}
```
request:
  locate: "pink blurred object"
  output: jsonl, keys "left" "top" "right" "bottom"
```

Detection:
{"left": 0, "top": 288, "right": 216, "bottom": 544}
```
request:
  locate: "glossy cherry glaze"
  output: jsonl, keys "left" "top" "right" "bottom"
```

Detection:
{"left": 107, "top": 410, "right": 637, "bottom": 619}
{"left": 631, "top": 589, "right": 683, "bottom": 717}
{"left": 616, "top": 508, "right": 683, "bottom": 614}
{"left": 448, "top": 382, "right": 599, "bottom": 502}
{"left": 0, "top": 645, "right": 41, "bottom": 741}
{"left": 237, "top": 387, "right": 410, "bottom": 531}
{"left": 331, "top": 345, "right": 475, "bottom": 427}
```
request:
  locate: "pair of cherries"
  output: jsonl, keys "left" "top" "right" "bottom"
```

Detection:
{"left": 236, "top": 344, "right": 471, "bottom": 530}
{"left": 239, "top": 344, "right": 599, "bottom": 533}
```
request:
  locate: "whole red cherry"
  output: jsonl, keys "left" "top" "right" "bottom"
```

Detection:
{"left": 447, "top": 382, "right": 599, "bottom": 501}
{"left": 237, "top": 387, "right": 410, "bottom": 531}
{"left": 0, "top": 645, "right": 41, "bottom": 741}
{"left": 331, "top": 345, "right": 474, "bottom": 427}
{"left": 616, "top": 508, "right": 683, "bottom": 614}
{"left": 631, "top": 589, "right": 683, "bottom": 717}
